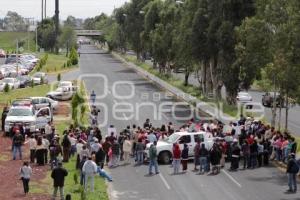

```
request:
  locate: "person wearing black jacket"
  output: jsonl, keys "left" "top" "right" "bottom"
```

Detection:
{"left": 286, "top": 153, "right": 299, "bottom": 193}
{"left": 249, "top": 140, "right": 258, "bottom": 169}
{"left": 1, "top": 106, "right": 9, "bottom": 133}
{"left": 61, "top": 134, "right": 71, "bottom": 162}
{"left": 95, "top": 146, "right": 106, "bottom": 169}
{"left": 181, "top": 144, "right": 189, "bottom": 172}
{"left": 51, "top": 162, "right": 68, "bottom": 200}
{"left": 230, "top": 140, "right": 240, "bottom": 171}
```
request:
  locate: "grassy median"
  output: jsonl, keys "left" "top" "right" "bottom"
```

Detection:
{"left": 0, "top": 31, "right": 36, "bottom": 52}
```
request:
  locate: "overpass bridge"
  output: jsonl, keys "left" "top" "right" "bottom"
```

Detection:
{"left": 75, "top": 30, "right": 102, "bottom": 36}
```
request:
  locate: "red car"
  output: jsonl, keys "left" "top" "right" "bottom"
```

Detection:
{"left": 0, "top": 49, "right": 6, "bottom": 58}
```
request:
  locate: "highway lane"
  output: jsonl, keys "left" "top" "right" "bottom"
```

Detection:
{"left": 79, "top": 45, "right": 298, "bottom": 200}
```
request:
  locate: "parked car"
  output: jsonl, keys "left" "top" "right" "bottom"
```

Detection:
{"left": 0, "top": 49, "right": 6, "bottom": 58}
{"left": 4, "top": 106, "right": 52, "bottom": 134}
{"left": 145, "top": 131, "right": 214, "bottom": 164}
{"left": 1, "top": 77, "right": 20, "bottom": 90}
{"left": 262, "top": 92, "right": 284, "bottom": 107}
{"left": 58, "top": 81, "right": 73, "bottom": 89}
{"left": 46, "top": 87, "right": 76, "bottom": 101}
{"left": 236, "top": 92, "right": 252, "bottom": 103}
{"left": 17, "top": 76, "right": 32, "bottom": 88}
{"left": 30, "top": 97, "right": 58, "bottom": 110}
{"left": 32, "top": 72, "right": 48, "bottom": 85}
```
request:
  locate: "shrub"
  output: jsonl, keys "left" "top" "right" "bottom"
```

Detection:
{"left": 73, "top": 173, "right": 78, "bottom": 185}
{"left": 57, "top": 73, "right": 61, "bottom": 82}
{"left": 3, "top": 84, "right": 10, "bottom": 93}
{"left": 69, "top": 47, "right": 78, "bottom": 65}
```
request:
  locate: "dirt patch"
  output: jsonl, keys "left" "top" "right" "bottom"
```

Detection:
{"left": 53, "top": 102, "right": 71, "bottom": 117}
{"left": 0, "top": 134, "right": 51, "bottom": 200}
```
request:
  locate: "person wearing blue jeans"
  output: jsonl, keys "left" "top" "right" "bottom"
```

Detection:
{"left": 12, "top": 131, "right": 24, "bottom": 160}
{"left": 286, "top": 154, "right": 298, "bottom": 193}
{"left": 97, "top": 167, "right": 112, "bottom": 181}
{"left": 199, "top": 157, "right": 207, "bottom": 174}
{"left": 148, "top": 141, "right": 159, "bottom": 175}
{"left": 198, "top": 143, "right": 209, "bottom": 174}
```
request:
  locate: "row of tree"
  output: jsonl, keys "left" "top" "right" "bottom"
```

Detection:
{"left": 0, "top": 11, "right": 29, "bottom": 31}
{"left": 90, "top": 0, "right": 300, "bottom": 130}
{"left": 37, "top": 16, "right": 77, "bottom": 55}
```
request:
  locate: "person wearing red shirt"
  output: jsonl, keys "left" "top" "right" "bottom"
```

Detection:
{"left": 173, "top": 144, "right": 181, "bottom": 174}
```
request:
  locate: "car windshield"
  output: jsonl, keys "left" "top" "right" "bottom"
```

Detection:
{"left": 8, "top": 108, "right": 33, "bottom": 116}
{"left": 59, "top": 82, "right": 71, "bottom": 87}
{"left": 166, "top": 133, "right": 180, "bottom": 143}
{"left": 33, "top": 73, "right": 43, "bottom": 78}
{"left": 3, "top": 79, "right": 13, "bottom": 84}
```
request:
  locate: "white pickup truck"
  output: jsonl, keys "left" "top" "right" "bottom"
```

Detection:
{"left": 5, "top": 105, "right": 52, "bottom": 134}
{"left": 145, "top": 131, "right": 214, "bottom": 164}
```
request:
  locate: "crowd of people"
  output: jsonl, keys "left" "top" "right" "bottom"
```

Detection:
{"left": 5, "top": 110, "right": 300, "bottom": 198}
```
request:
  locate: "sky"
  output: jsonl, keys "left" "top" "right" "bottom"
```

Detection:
{"left": 0, "top": 0, "right": 128, "bottom": 20}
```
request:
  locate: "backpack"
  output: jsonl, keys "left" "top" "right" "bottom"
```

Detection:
{"left": 290, "top": 159, "right": 300, "bottom": 174}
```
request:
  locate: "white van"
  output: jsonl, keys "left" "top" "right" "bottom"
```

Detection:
{"left": 145, "top": 131, "right": 214, "bottom": 164}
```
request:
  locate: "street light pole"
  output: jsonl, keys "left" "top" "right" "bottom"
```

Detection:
{"left": 41, "top": 0, "right": 44, "bottom": 21}
{"left": 55, "top": 0, "right": 59, "bottom": 53}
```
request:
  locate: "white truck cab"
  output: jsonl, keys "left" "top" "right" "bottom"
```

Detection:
{"left": 145, "top": 131, "right": 214, "bottom": 164}
{"left": 5, "top": 105, "right": 52, "bottom": 134}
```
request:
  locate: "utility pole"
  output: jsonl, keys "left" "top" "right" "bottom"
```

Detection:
{"left": 44, "top": 0, "right": 47, "bottom": 18}
{"left": 41, "top": 0, "right": 44, "bottom": 21}
{"left": 55, "top": 0, "right": 59, "bottom": 53}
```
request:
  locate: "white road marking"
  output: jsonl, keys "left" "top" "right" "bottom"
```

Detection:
{"left": 159, "top": 173, "right": 171, "bottom": 190}
{"left": 122, "top": 113, "right": 128, "bottom": 120}
{"left": 108, "top": 90, "right": 112, "bottom": 94}
{"left": 221, "top": 169, "right": 242, "bottom": 188}
{"left": 113, "top": 99, "right": 118, "bottom": 104}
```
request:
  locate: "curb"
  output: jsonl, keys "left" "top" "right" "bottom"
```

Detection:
{"left": 111, "top": 52, "right": 235, "bottom": 125}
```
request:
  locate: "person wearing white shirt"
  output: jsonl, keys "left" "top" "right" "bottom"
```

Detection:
{"left": 42, "top": 136, "right": 50, "bottom": 164}
{"left": 69, "top": 135, "right": 77, "bottom": 157}
{"left": 82, "top": 157, "right": 97, "bottom": 192}
{"left": 19, "top": 161, "right": 32, "bottom": 194}
{"left": 28, "top": 135, "right": 37, "bottom": 163}
{"left": 122, "top": 136, "right": 132, "bottom": 164}
{"left": 45, "top": 122, "right": 52, "bottom": 135}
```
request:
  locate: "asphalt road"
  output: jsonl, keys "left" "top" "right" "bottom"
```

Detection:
{"left": 78, "top": 45, "right": 298, "bottom": 200}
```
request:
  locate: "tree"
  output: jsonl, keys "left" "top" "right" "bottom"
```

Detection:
{"left": 59, "top": 25, "right": 76, "bottom": 56}
{"left": 37, "top": 18, "right": 57, "bottom": 51}
{"left": 3, "top": 11, "right": 28, "bottom": 31}
{"left": 64, "top": 16, "right": 77, "bottom": 28}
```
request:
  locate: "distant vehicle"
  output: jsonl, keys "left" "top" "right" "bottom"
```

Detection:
{"left": 0, "top": 77, "right": 20, "bottom": 90}
{"left": 4, "top": 106, "right": 52, "bottom": 134}
{"left": 11, "top": 98, "right": 35, "bottom": 108}
{"left": 17, "top": 76, "right": 32, "bottom": 88}
{"left": 30, "top": 97, "right": 58, "bottom": 110}
{"left": 46, "top": 87, "right": 76, "bottom": 101}
{"left": 58, "top": 81, "right": 73, "bottom": 89}
{"left": 145, "top": 131, "right": 214, "bottom": 164}
{"left": 262, "top": 92, "right": 284, "bottom": 107}
{"left": 32, "top": 72, "right": 48, "bottom": 85}
{"left": 0, "top": 49, "right": 6, "bottom": 58}
{"left": 236, "top": 92, "right": 252, "bottom": 103}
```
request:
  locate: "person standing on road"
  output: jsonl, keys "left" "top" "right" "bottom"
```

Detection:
{"left": 136, "top": 138, "right": 145, "bottom": 165}
{"left": 148, "top": 141, "right": 159, "bottom": 175}
{"left": 198, "top": 143, "right": 209, "bottom": 175}
{"left": 12, "top": 130, "right": 24, "bottom": 160}
{"left": 123, "top": 135, "right": 132, "bottom": 164}
{"left": 82, "top": 156, "right": 98, "bottom": 192}
{"left": 285, "top": 153, "right": 299, "bottom": 193}
{"left": 111, "top": 139, "right": 120, "bottom": 167}
{"left": 90, "top": 90, "right": 96, "bottom": 105}
{"left": 51, "top": 161, "right": 68, "bottom": 200}
{"left": 181, "top": 144, "right": 189, "bottom": 172}
{"left": 19, "top": 161, "right": 32, "bottom": 195}
{"left": 173, "top": 143, "right": 181, "bottom": 174}
{"left": 230, "top": 139, "right": 241, "bottom": 171}
{"left": 193, "top": 140, "right": 201, "bottom": 171}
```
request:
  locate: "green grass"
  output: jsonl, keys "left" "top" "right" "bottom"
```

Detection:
{"left": 0, "top": 31, "right": 36, "bottom": 52}
{"left": 31, "top": 53, "right": 78, "bottom": 75}
{"left": 0, "top": 84, "right": 50, "bottom": 109}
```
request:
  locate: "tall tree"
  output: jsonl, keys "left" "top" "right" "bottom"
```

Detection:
{"left": 3, "top": 11, "right": 28, "bottom": 31}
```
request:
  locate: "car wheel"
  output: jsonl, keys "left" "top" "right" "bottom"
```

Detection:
{"left": 159, "top": 151, "right": 171, "bottom": 164}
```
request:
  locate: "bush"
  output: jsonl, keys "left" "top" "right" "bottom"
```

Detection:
{"left": 69, "top": 47, "right": 78, "bottom": 65}
{"left": 57, "top": 73, "right": 61, "bottom": 82}
{"left": 73, "top": 173, "right": 78, "bottom": 185}
{"left": 31, "top": 79, "right": 34, "bottom": 88}
{"left": 3, "top": 84, "right": 10, "bottom": 93}
{"left": 67, "top": 60, "right": 71, "bottom": 67}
